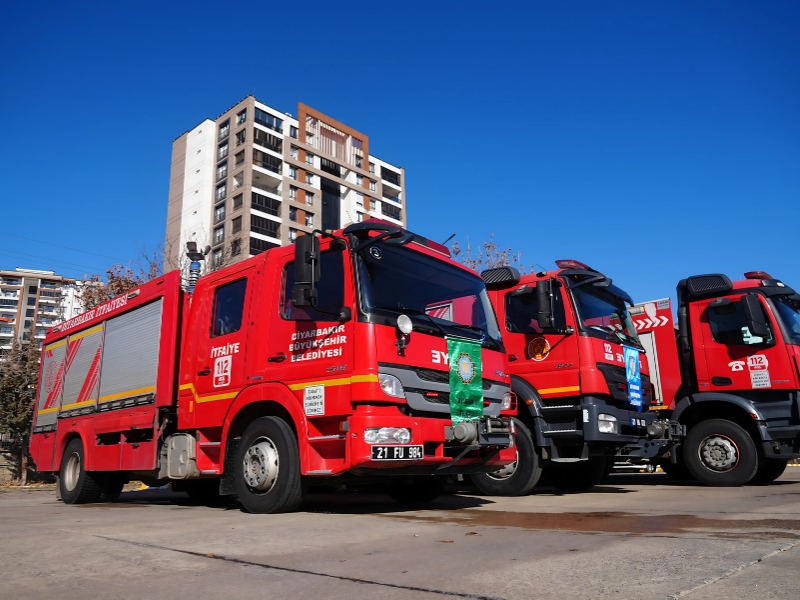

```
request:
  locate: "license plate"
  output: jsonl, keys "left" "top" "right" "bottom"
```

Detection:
{"left": 371, "top": 445, "right": 424, "bottom": 461}
{"left": 630, "top": 417, "right": 647, "bottom": 427}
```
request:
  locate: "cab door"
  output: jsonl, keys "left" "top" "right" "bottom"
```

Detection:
{"left": 698, "top": 294, "right": 796, "bottom": 392}
{"left": 187, "top": 263, "right": 258, "bottom": 427}
{"left": 498, "top": 283, "right": 580, "bottom": 398}
{"left": 263, "top": 242, "right": 355, "bottom": 420}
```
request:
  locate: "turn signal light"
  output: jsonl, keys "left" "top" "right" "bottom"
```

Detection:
{"left": 744, "top": 271, "right": 772, "bottom": 280}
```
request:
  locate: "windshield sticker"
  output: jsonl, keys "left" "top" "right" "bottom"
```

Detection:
{"left": 751, "top": 371, "right": 771, "bottom": 388}
{"left": 624, "top": 345, "right": 643, "bottom": 411}
{"left": 289, "top": 325, "right": 347, "bottom": 362}
{"left": 748, "top": 355, "right": 769, "bottom": 371}
{"left": 528, "top": 337, "right": 550, "bottom": 361}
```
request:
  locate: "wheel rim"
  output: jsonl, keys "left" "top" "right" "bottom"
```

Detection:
{"left": 64, "top": 452, "right": 81, "bottom": 492}
{"left": 243, "top": 436, "right": 279, "bottom": 493}
{"left": 487, "top": 450, "right": 519, "bottom": 480}
{"left": 698, "top": 434, "right": 739, "bottom": 472}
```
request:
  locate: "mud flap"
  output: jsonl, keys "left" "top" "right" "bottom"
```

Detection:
{"left": 219, "top": 438, "right": 239, "bottom": 496}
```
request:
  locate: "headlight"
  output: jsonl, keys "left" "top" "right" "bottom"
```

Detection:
{"left": 598, "top": 414, "right": 617, "bottom": 434}
{"left": 378, "top": 373, "right": 404, "bottom": 398}
{"left": 500, "top": 392, "right": 513, "bottom": 411}
{"left": 363, "top": 427, "right": 412, "bottom": 444}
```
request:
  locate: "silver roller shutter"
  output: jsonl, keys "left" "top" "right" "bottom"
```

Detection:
{"left": 61, "top": 324, "right": 104, "bottom": 412}
{"left": 35, "top": 339, "right": 68, "bottom": 427}
{"left": 98, "top": 299, "right": 163, "bottom": 404}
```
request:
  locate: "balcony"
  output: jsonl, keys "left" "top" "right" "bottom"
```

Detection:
{"left": 381, "top": 204, "right": 402, "bottom": 222}
{"left": 0, "top": 279, "right": 21, "bottom": 286}
{"left": 382, "top": 168, "right": 401, "bottom": 187}
{"left": 252, "top": 170, "right": 281, "bottom": 195}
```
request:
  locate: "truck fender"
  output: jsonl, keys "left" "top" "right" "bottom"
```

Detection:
{"left": 510, "top": 375, "right": 549, "bottom": 447}
{"left": 672, "top": 392, "right": 766, "bottom": 440}
{"left": 220, "top": 382, "right": 310, "bottom": 471}
{"left": 54, "top": 419, "right": 95, "bottom": 471}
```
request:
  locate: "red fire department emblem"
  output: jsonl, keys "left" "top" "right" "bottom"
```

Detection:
{"left": 527, "top": 337, "right": 550, "bottom": 361}
{"left": 44, "top": 360, "right": 59, "bottom": 393}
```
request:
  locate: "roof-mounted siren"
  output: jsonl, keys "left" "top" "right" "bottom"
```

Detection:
{"left": 555, "top": 259, "right": 590, "bottom": 270}
{"left": 186, "top": 241, "right": 209, "bottom": 293}
{"left": 481, "top": 266, "right": 521, "bottom": 290}
{"left": 685, "top": 274, "right": 733, "bottom": 299}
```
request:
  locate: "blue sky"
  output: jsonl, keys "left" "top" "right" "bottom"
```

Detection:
{"left": 1, "top": 1, "right": 798, "bottom": 306}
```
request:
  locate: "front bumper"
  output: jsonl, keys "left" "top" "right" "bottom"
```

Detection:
{"left": 348, "top": 405, "right": 516, "bottom": 476}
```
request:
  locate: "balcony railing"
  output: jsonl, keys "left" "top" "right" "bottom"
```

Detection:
{"left": 254, "top": 158, "right": 281, "bottom": 174}
{"left": 252, "top": 181, "right": 280, "bottom": 196}
{"left": 382, "top": 170, "right": 401, "bottom": 186}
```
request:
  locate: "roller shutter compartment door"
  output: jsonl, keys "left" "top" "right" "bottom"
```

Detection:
{"left": 60, "top": 324, "right": 104, "bottom": 414}
{"left": 98, "top": 299, "right": 163, "bottom": 406}
{"left": 35, "top": 339, "right": 69, "bottom": 428}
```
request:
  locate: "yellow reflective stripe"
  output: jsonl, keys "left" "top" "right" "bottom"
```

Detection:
{"left": 45, "top": 339, "right": 68, "bottom": 351}
{"left": 287, "top": 374, "right": 379, "bottom": 391}
{"left": 69, "top": 325, "right": 103, "bottom": 341}
{"left": 538, "top": 385, "right": 581, "bottom": 395}
{"left": 99, "top": 386, "right": 156, "bottom": 402}
{"left": 60, "top": 399, "right": 96, "bottom": 410}
{"left": 196, "top": 392, "right": 239, "bottom": 404}
{"left": 351, "top": 375, "right": 380, "bottom": 384}
{"left": 649, "top": 405, "right": 671, "bottom": 411}
{"left": 37, "top": 407, "right": 60, "bottom": 415}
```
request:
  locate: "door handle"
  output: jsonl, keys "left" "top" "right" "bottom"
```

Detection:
{"left": 268, "top": 353, "right": 286, "bottom": 363}
{"left": 508, "top": 355, "right": 518, "bottom": 362}
{"left": 711, "top": 376, "right": 733, "bottom": 386}
{"left": 197, "top": 368, "right": 211, "bottom": 376}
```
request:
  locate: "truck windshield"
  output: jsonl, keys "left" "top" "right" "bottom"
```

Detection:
{"left": 772, "top": 295, "right": 800, "bottom": 344}
{"left": 355, "top": 243, "right": 502, "bottom": 350}
{"left": 569, "top": 282, "right": 642, "bottom": 348}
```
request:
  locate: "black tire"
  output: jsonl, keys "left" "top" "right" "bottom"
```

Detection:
{"left": 387, "top": 475, "right": 447, "bottom": 503}
{"left": 472, "top": 420, "right": 542, "bottom": 496}
{"left": 548, "top": 456, "right": 607, "bottom": 491}
{"left": 59, "top": 439, "right": 103, "bottom": 504}
{"left": 99, "top": 473, "right": 126, "bottom": 502}
{"left": 235, "top": 416, "right": 304, "bottom": 514}
{"left": 659, "top": 448, "right": 696, "bottom": 481}
{"left": 684, "top": 419, "right": 758, "bottom": 486}
{"left": 749, "top": 459, "right": 788, "bottom": 485}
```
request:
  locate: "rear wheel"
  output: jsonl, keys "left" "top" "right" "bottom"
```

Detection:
{"left": 387, "top": 475, "right": 447, "bottom": 503}
{"left": 235, "top": 417, "right": 304, "bottom": 514}
{"left": 548, "top": 457, "right": 607, "bottom": 491}
{"left": 749, "top": 459, "right": 788, "bottom": 485}
{"left": 472, "top": 420, "right": 542, "bottom": 496}
{"left": 684, "top": 419, "right": 758, "bottom": 486}
{"left": 59, "top": 439, "right": 102, "bottom": 504}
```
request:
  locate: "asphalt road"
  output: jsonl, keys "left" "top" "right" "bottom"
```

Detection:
{"left": 2, "top": 471, "right": 800, "bottom": 600}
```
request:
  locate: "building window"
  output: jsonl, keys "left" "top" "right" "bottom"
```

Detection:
{"left": 306, "top": 132, "right": 314, "bottom": 146}
{"left": 233, "top": 172, "right": 244, "bottom": 190}
{"left": 236, "top": 109, "right": 247, "bottom": 125}
{"left": 218, "top": 119, "right": 230, "bottom": 141}
{"left": 235, "top": 150, "right": 245, "bottom": 166}
{"left": 233, "top": 193, "right": 243, "bottom": 210}
{"left": 289, "top": 166, "right": 297, "bottom": 180}
{"left": 251, "top": 214, "right": 280, "bottom": 238}
{"left": 356, "top": 192, "right": 363, "bottom": 206}
{"left": 355, "top": 156, "right": 362, "bottom": 169}
{"left": 236, "top": 129, "right": 246, "bottom": 147}
{"left": 217, "top": 143, "right": 228, "bottom": 160}
{"left": 25, "top": 309, "right": 35, "bottom": 317}
{"left": 306, "top": 172, "right": 314, "bottom": 185}
{"left": 232, "top": 215, "right": 242, "bottom": 234}
{"left": 382, "top": 202, "right": 402, "bottom": 221}
{"left": 216, "top": 161, "right": 228, "bottom": 182}
{"left": 289, "top": 228, "right": 297, "bottom": 243}
{"left": 289, "top": 186, "right": 297, "bottom": 200}
{"left": 253, "top": 149, "right": 282, "bottom": 173}
{"left": 252, "top": 191, "right": 280, "bottom": 216}
{"left": 231, "top": 239, "right": 241, "bottom": 256}
{"left": 254, "top": 108, "right": 283, "bottom": 133}
{"left": 306, "top": 153, "right": 314, "bottom": 166}
{"left": 214, "top": 203, "right": 226, "bottom": 224}
{"left": 291, "top": 146, "right": 298, "bottom": 159}
{"left": 305, "top": 213, "right": 313, "bottom": 227}
{"left": 211, "top": 278, "right": 247, "bottom": 337}
{"left": 27, "top": 297, "right": 35, "bottom": 306}
{"left": 289, "top": 207, "right": 297, "bottom": 222}
{"left": 290, "top": 126, "right": 298, "bottom": 139}
{"left": 357, "top": 212, "right": 364, "bottom": 222}
{"left": 306, "top": 192, "right": 314, "bottom": 206}
{"left": 250, "top": 237, "right": 279, "bottom": 255}
{"left": 357, "top": 175, "right": 363, "bottom": 186}
{"left": 213, "top": 225, "right": 225, "bottom": 246}
{"left": 253, "top": 128, "right": 282, "bottom": 153}
{"left": 216, "top": 182, "right": 227, "bottom": 201}
{"left": 382, "top": 167, "right": 401, "bottom": 186}
{"left": 369, "top": 162, "right": 375, "bottom": 173}
{"left": 369, "top": 180, "right": 376, "bottom": 192}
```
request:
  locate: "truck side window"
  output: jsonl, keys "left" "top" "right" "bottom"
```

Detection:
{"left": 707, "top": 300, "right": 773, "bottom": 345}
{"left": 282, "top": 251, "right": 344, "bottom": 322}
{"left": 211, "top": 278, "right": 247, "bottom": 337}
{"left": 506, "top": 290, "right": 565, "bottom": 334}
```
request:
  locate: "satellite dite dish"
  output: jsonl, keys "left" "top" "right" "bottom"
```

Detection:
{"left": 644, "top": 302, "right": 658, "bottom": 320}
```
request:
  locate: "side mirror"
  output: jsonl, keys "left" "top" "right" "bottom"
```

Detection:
{"left": 292, "top": 234, "right": 321, "bottom": 308}
{"left": 742, "top": 294, "right": 770, "bottom": 338}
{"left": 536, "top": 280, "right": 552, "bottom": 329}
{"left": 510, "top": 285, "right": 534, "bottom": 297}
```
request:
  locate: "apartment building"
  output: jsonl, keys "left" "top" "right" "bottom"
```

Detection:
{"left": 0, "top": 268, "right": 89, "bottom": 350}
{"left": 165, "top": 97, "right": 407, "bottom": 271}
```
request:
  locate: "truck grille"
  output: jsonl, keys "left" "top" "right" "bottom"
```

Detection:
{"left": 413, "top": 367, "right": 493, "bottom": 390}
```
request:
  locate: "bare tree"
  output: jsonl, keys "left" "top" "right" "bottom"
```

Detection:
{"left": 0, "top": 337, "right": 39, "bottom": 485}
{"left": 78, "top": 243, "right": 164, "bottom": 310}
{"left": 450, "top": 234, "right": 533, "bottom": 274}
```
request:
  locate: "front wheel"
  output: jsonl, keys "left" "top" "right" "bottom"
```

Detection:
{"left": 235, "top": 417, "right": 304, "bottom": 514}
{"left": 472, "top": 420, "right": 542, "bottom": 496}
{"left": 548, "top": 457, "right": 607, "bottom": 491}
{"left": 749, "top": 459, "right": 788, "bottom": 485}
{"left": 59, "top": 439, "right": 103, "bottom": 504}
{"left": 684, "top": 419, "right": 758, "bottom": 486}
{"left": 387, "top": 475, "right": 447, "bottom": 503}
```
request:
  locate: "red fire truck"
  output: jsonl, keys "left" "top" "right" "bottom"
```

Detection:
{"left": 632, "top": 271, "right": 800, "bottom": 486}
{"left": 29, "top": 220, "right": 515, "bottom": 513}
{"left": 470, "top": 261, "right": 682, "bottom": 495}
